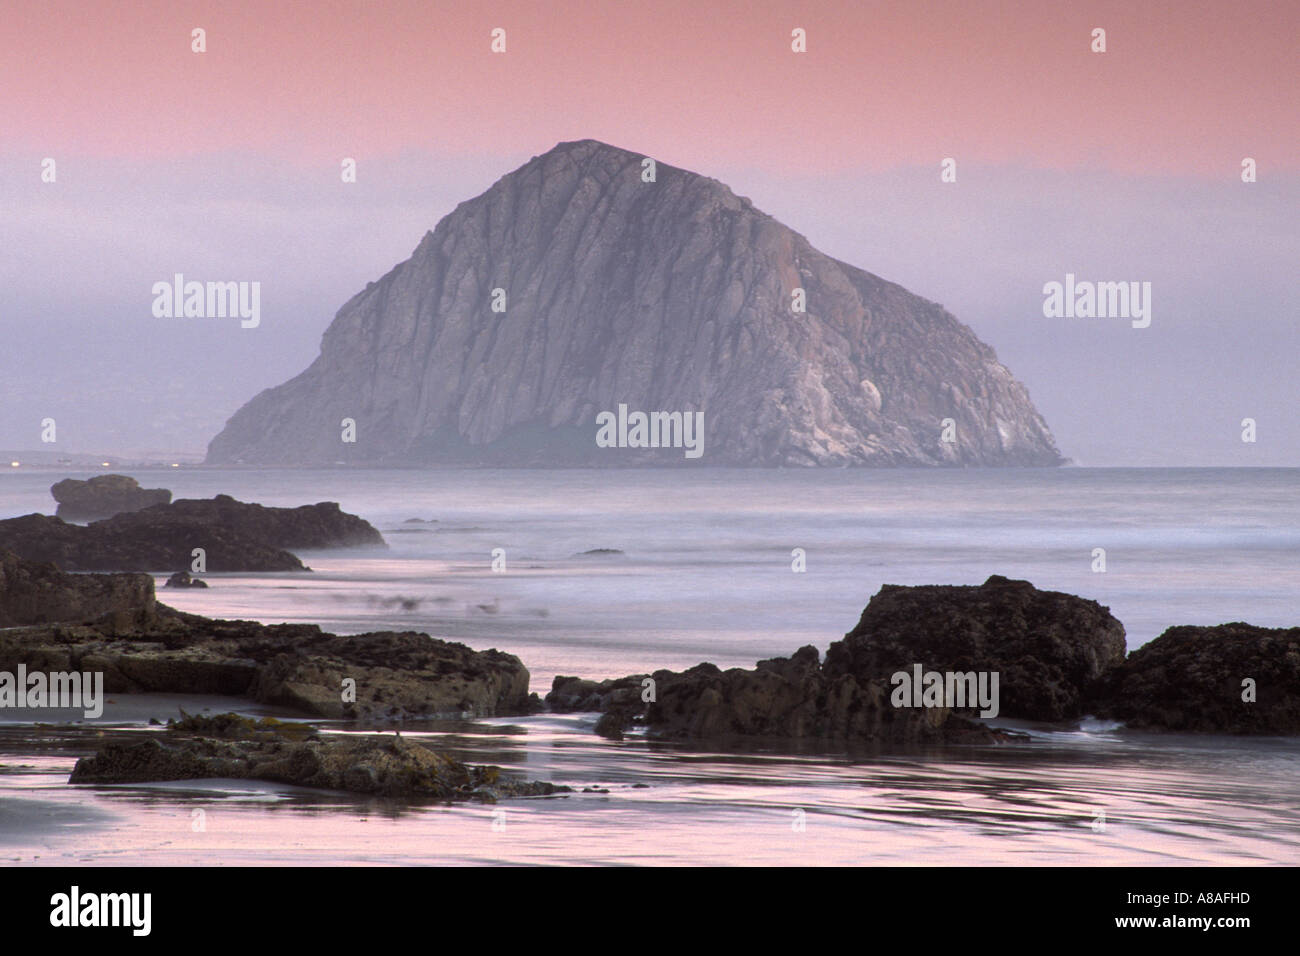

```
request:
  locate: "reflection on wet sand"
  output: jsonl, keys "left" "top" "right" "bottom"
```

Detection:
{"left": 3, "top": 710, "right": 1297, "bottom": 865}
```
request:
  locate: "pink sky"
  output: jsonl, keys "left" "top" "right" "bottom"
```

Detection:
{"left": 3, "top": 0, "right": 1295, "bottom": 176}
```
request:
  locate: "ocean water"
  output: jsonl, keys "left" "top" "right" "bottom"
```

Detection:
{"left": 1, "top": 466, "right": 1298, "bottom": 865}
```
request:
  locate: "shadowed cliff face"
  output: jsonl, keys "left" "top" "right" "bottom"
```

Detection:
{"left": 207, "top": 139, "right": 1063, "bottom": 466}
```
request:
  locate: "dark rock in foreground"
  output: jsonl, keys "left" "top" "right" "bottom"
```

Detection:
{"left": 0, "top": 609, "right": 533, "bottom": 720}
{"left": 548, "top": 674, "right": 649, "bottom": 714}
{"left": 0, "top": 494, "right": 384, "bottom": 573}
{"left": 551, "top": 646, "right": 1021, "bottom": 746}
{"left": 69, "top": 713, "right": 568, "bottom": 801}
{"left": 831, "top": 575, "right": 1127, "bottom": 722}
{"left": 550, "top": 575, "right": 1130, "bottom": 743}
{"left": 554, "top": 576, "right": 1300, "bottom": 738}
{"left": 1091, "top": 623, "right": 1300, "bottom": 734}
{"left": 0, "top": 549, "right": 155, "bottom": 631}
{"left": 51, "top": 474, "right": 171, "bottom": 521}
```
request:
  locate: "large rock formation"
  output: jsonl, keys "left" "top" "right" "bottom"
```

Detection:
{"left": 0, "top": 494, "right": 384, "bottom": 572}
{"left": 1091, "top": 623, "right": 1300, "bottom": 734}
{"left": 51, "top": 474, "right": 171, "bottom": 521}
{"left": 207, "top": 139, "right": 1063, "bottom": 467}
{"left": 0, "top": 549, "right": 155, "bottom": 631}
{"left": 550, "top": 575, "right": 1127, "bottom": 741}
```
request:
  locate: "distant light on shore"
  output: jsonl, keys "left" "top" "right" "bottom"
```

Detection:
{"left": 8, "top": 462, "right": 18, "bottom": 468}
{"left": 100, "top": 461, "right": 111, "bottom": 467}
{"left": 171, "top": 463, "right": 180, "bottom": 468}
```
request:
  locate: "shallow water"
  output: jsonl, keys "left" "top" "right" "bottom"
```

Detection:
{"left": 1, "top": 467, "right": 1297, "bottom": 865}
{"left": 3, "top": 715, "right": 1298, "bottom": 865}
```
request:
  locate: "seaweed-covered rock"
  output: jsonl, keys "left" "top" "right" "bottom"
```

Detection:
{"left": 556, "top": 645, "right": 1014, "bottom": 745}
{"left": 0, "top": 603, "right": 533, "bottom": 720}
{"left": 829, "top": 575, "right": 1127, "bottom": 721}
{"left": 1091, "top": 623, "right": 1300, "bottom": 734}
{"left": 547, "top": 674, "right": 649, "bottom": 713}
{"left": 247, "top": 627, "right": 532, "bottom": 719}
{"left": 69, "top": 716, "right": 569, "bottom": 801}
{"left": 553, "top": 575, "right": 1132, "bottom": 744}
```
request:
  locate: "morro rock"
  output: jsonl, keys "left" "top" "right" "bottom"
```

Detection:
{"left": 206, "top": 139, "right": 1063, "bottom": 466}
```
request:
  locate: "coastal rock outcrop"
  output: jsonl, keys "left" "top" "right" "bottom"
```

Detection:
{"left": 69, "top": 714, "right": 568, "bottom": 800}
{"left": 547, "top": 674, "right": 648, "bottom": 714}
{"left": 206, "top": 138, "right": 1064, "bottom": 467}
{"left": 551, "top": 575, "right": 1129, "bottom": 742}
{"left": 245, "top": 625, "right": 533, "bottom": 718}
{"left": 51, "top": 474, "right": 171, "bottom": 521}
{"left": 0, "top": 548, "right": 155, "bottom": 631}
{"left": 830, "top": 575, "right": 1127, "bottom": 721}
{"left": 1091, "top": 623, "right": 1300, "bottom": 734}
{"left": 555, "top": 577, "right": 1300, "bottom": 739}
{"left": 0, "top": 512, "right": 306, "bottom": 573}
{"left": 0, "top": 555, "right": 531, "bottom": 719}
{"left": 0, "top": 611, "right": 533, "bottom": 719}
{"left": 136, "top": 495, "right": 386, "bottom": 551}
{"left": 550, "top": 647, "right": 1013, "bottom": 745}
{"left": 164, "top": 571, "right": 208, "bottom": 588}
{"left": 0, "top": 494, "right": 384, "bottom": 572}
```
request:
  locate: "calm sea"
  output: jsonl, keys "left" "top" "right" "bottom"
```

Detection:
{"left": 1, "top": 467, "right": 1297, "bottom": 865}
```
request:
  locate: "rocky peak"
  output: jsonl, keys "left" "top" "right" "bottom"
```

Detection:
{"left": 207, "top": 139, "right": 1064, "bottom": 466}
